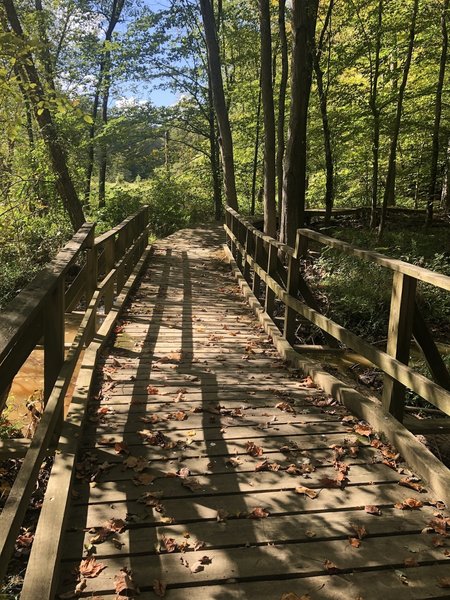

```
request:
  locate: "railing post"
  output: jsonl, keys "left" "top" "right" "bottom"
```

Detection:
{"left": 382, "top": 272, "right": 417, "bottom": 421}
{"left": 284, "top": 252, "right": 300, "bottom": 344}
{"left": 265, "top": 243, "right": 277, "bottom": 317}
{"left": 85, "top": 237, "right": 98, "bottom": 344}
{"left": 44, "top": 277, "right": 65, "bottom": 438}
{"left": 252, "top": 235, "right": 262, "bottom": 299}
{"left": 103, "top": 237, "right": 115, "bottom": 313}
{"left": 243, "top": 228, "right": 251, "bottom": 284}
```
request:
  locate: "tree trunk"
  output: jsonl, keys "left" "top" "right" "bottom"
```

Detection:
{"left": 84, "top": 80, "right": 102, "bottom": 205}
{"left": 281, "top": 0, "right": 319, "bottom": 246}
{"left": 251, "top": 81, "right": 262, "bottom": 216}
{"left": 1, "top": 0, "right": 85, "bottom": 230}
{"left": 427, "top": 0, "right": 449, "bottom": 226}
{"left": 208, "top": 76, "right": 222, "bottom": 220}
{"left": 313, "top": 0, "right": 334, "bottom": 224}
{"left": 277, "top": 0, "right": 288, "bottom": 228}
{"left": 370, "top": 0, "right": 383, "bottom": 229}
{"left": 97, "top": 0, "right": 125, "bottom": 209}
{"left": 378, "top": 0, "right": 418, "bottom": 238}
{"left": 200, "top": 0, "right": 239, "bottom": 210}
{"left": 442, "top": 137, "right": 450, "bottom": 211}
{"left": 258, "top": 0, "right": 276, "bottom": 237}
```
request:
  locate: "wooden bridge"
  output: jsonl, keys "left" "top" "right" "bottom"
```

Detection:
{"left": 1, "top": 207, "right": 450, "bottom": 599}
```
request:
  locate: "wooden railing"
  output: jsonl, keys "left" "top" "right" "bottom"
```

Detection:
{"left": 224, "top": 207, "right": 450, "bottom": 422}
{"left": 0, "top": 206, "right": 149, "bottom": 581}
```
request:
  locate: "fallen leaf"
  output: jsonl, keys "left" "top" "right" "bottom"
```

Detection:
{"left": 114, "top": 567, "right": 139, "bottom": 596}
{"left": 404, "top": 557, "right": 419, "bottom": 567}
{"left": 160, "top": 535, "right": 178, "bottom": 553}
{"left": 438, "top": 577, "right": 450, "bottom": 588}
{"left": 153, "top": 579, "right": 167, "bottom": 597}
{"left": 79, "top": 557, "right": 106, "bottom": 578}
{"left": 350, "top": 524, "right": 368, "bottom": 540}
{"left": 133, "top": 472, "right": 156, "bottom": 486}
{"left": 190, "top": 555, "right": 212, "bottom": 573}
{"left": 147, "top": 386, "right": 159, "bottom": 395}
{"left": 323, "top": 559, "right": 339, "bottom": 573}
{"left": 114, "top": 441, "right": 129, "bottom": 455}
{"left": 354, "top": 423, "right": 373, "bottom": 437}
{"left": 248, "top": 507, "right": 269, "bottom": 519}
{"left": 295, "top": 486, "right": 318, "bottom": 499}
{"left": 182, "top": 478, "right": 202, "bottom": 492}
{"left": 349, "top": 537, "right": 361, "bottom": 548}
{"left": 399, "top": 477, "right": 426, "bottom": 493}
{"left": 216, "top": 509, "right": 229, "bottom": 522}
{"left": 364, "top": 505, "right": 382, "bottom": 516}
{"left": 245, "top": 441, "right": 263, "bottom": 457}
{"left": 395, "top": 498, "right": 423, "bottom": 510}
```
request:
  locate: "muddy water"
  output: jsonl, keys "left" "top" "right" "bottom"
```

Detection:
{"left": 5, "top": 313, "right": 84, "bottom": 435}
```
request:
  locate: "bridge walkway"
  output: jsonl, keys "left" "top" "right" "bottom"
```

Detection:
{"left": 54, "top": 226, "right": 450, "bottom": 599}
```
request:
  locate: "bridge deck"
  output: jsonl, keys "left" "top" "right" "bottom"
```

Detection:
{"left": 57, "top": 227, "right": 450, "bottom": 599}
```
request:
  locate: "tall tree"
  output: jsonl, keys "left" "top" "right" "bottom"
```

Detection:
{"left": 1, "top": 0, "right": 85, "bottom": 230}
{"left": 97, "top": 0, "right": 126, "bottom": 209}
{"left": 281, "top": 0, "right": 319, "bottom": 246}
{"left": 426, "top": 0, "right": 449, "bottom": 225}
{"left": 276, "top": 0, "right": 288, "bottom": 223}
{"left": 258, "top": 0, "right": 276, "bottom": 236}
{"left": 369, "top": 0, "right": 383, "bottom": 228}
{"left": 378, "top": 0, "right": 419, "bottom": 238}
{"left": 199, "top": 0, "right": 238, "bottom": 210}
{"left": 312, "top": 0, "right": 334, "bottom": 224}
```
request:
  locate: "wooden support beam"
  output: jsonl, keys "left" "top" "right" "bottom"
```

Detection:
{"left": 265, "top": 244, "right": 277, "bottom": 317}
{"left": 382, "top": 272, "right": 417, "bottom": 422}
{"left": 284, "top": 253, "right": 300, "bottom": 344}
{"left": 413, "top": 302, "right": 450, "bottom": 390}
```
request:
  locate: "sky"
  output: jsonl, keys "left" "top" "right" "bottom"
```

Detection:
{"left": 117, "top": 0, "right": 179, "bottom": 107}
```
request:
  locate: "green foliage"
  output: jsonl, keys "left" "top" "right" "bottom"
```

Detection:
{"left": 315, "top": 226, "right": 450, "bottom": 342}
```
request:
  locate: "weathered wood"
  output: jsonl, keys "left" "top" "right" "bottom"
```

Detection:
{"left": 382, "top": 272, "right": 417, "bottom": 421}
{"left": 20, "top": 245, "right": 152, "bottom": 600}
{"left": 413, "top": 302, "right": 450, "bottom": 390}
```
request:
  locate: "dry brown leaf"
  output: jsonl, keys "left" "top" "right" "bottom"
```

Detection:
{"left": 354, "top": 423, "right": 373, "bottom": 437}
{"left": 395, "top": 498, "right": 423, "bottom": 510}
{"left": 323, "top": 559, "right": 339, "bottom": 573}
{"left": 147, "top": 386, "right": 159, "bottom": 395}
{"left": 295, "top": 486, "right": 318, "bottom": 499}
{"left": 350, "top": 524, "right": 368, "bottom": 540}
{"left": 190, "top": 555, "right": 212, "bottom": 573}
{"left": 114, "top": 441, "right": 129, "bottom": 455}
{"left": 248, "top": 507, "right": 270, "bottom": 519}
{"left": 245, "top": 441, "right": 263, "bottom": 457}
{"left": 216, "top": 508, "right": 229, "bottom": 522}
{"left": 153, "top": 579, "right": 167, "bottom": 597}
{"left": 160, "top": 535, "right": 178, "bottom": 553}
{"left": 404, "top": 558, "right": 419, "bottom": 568}
{"left": 349, "top": 537, "right": 361, "bottom": 548}
{"left": 114, "top": 567, "right": 139, "bottom": 596}
{"left": 438, "top": 577, "right": 450, "bottom": 588}
{"left": 364, "top": 505, "right": 382, "bottom": 516}
{"left": 399, "top": 477, "right": 426, "bottom": 493}
{"left": 79, "top": 557, "right": 106, "bottom": 578}
{"left": 133, "top": 472, "right": 156, "bottom": 486}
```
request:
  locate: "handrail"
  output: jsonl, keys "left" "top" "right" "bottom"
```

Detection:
{"left": 0, "top": 206, "right": 150, "bottom": 582}
{"left": 224, "top": 206, "right": 450, "bottom": 422}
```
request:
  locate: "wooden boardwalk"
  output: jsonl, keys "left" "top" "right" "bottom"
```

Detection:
{"left": 57, "top": 227, "right": 450, "bottom": 599}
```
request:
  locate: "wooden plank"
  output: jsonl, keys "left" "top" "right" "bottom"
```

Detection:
{"left": 61, "top": 505, "right": 436, "bottom": 560}
{"left": 382, "top": 272, "right": 417, "bottom": 421}
{"left": 54, "top": 565, "right": 450, "bottom": 600}
{"left": 58, "top": 533, "right": 447, "bottom": 594}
